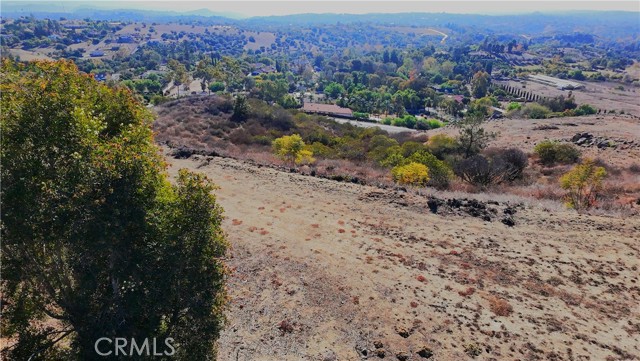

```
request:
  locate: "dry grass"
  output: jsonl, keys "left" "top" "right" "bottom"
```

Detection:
{"left": 488, "top": 296, "right": 513, "bottom": 316}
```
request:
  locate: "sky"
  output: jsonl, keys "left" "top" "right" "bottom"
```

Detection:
{"left": 3, "top": 0, "right": 639, "bottom": 17}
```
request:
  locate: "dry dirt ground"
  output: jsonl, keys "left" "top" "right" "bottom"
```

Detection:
{"left": 428, "top": 115, "right": 640, "bottom": 169}
{"left": 164, "top": 148, "right": 640, "bottom": 361}
{"left": 496, "top": 80, "right": 640, "bottom": 117}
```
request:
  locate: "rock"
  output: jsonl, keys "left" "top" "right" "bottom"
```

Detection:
{"left": 427, "top": 198, "right": 441, "bottom": 213}
{"left": 502, "top": 217, "right": 515, "bottom": 227}
{"left": 374, "top": 348, "right": 386, "bottom": 358}
{"left": 417, "top": 347, "right": 434, "bottom": 358}
{"left": 396, "top": 326, "right": 410, "bottom": 338}
{"left": 396, "top": 352, "right": 409, "bottom": 361}
{"left": 374, "top": 340, "right": 384, "bottom": 349}
{"left": 503, "top": 207, "right": 517, "bottom": 215}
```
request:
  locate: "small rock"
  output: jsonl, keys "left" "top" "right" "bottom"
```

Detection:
{"left": 502, "top": 217, "right": 515, "bottom": 227}
{"left": 396, "top": 352, "right": 409, "bottom": 361}
{"left": 396, "top": 326, "right": 410, "bottom": 338}
{"left": 417, "top": 347, "right": 434, "bottom": 358}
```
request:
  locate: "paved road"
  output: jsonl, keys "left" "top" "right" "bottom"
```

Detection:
{"left": 331, "top": 118, "right": 418, "bottom": 134}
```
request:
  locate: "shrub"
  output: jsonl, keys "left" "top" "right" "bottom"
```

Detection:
{"left": 407, "top": 151, "right": 454, "bottom": 189}
{"left": 416, "top": 118, "right": 444, "bottom": 130}
{"left": 426, "top": 134, "right": 459, "bottom": 159}
{"left": 380, "top": 146, "right": 406, "bottom": 167}
{"left": 521, "top": 103, "right": 551, "bottom": 119}
{"left": 506, "top": 102, "right": 522, "bottom": 111}
{"left": 488, "top": 296, "right": 513, "bottom": 316}
{"left": 391, "top": 162, "right": 430, "bottom": 187}
{"left": 353, "top": 112, "right": 370, "bottom": 121}
{"left": 454, "top": 149, "right": 526, "bottom": 186}
{"left": 209, "top": 81, "right": 225, "bottom": 92}
{"left": 484, "top": 147, "right": 528, "bottom": 181}
{"left": 534, "top": 140, "right": 580, "bottom": 165}
{"left": 573, "top": 103, "right": 597, "bottom": 116}
{"left": 273, "top": 134, "right": 307, "bottom": 166}
{"left": 560, "top": 158, "right": 607, "bottom": 210}
{"left": 296, "top": 149, "right": 316, "bottom": 165}
{"left": 454, "top": 155, "right": 495, "bottom": 186}
{"left": 392, "top": 114, "right": 417, "bottom": 129}
{"left": 367, "top": 135, "right": 400, "bottom": 162}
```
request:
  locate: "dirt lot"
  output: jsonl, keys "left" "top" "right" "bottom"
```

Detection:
{"left": 496, "top": 79, "right": 640, "bottom": 116}
{"left": 429, "top": 115, "right": 640, "bottom": 169}
{"left": 164, "top": 147, "right": 640, "bottom": 361}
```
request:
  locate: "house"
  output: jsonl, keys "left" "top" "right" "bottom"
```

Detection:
{"left": 302, "top": 102, "right": 353, "bottom": 118}
{"left": 250, "top": 63, "right": 277, "bottom": 76}
{"left": 118, "top": 35, "right": 134, "bottom": 43}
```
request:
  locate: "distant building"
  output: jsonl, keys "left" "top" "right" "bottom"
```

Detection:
{"left": 302, "top": 102, "right": 353, "bottom": 118}
{"left": 118, "top": 35, "right": 134, "bottom": 43}
{"left": 250, "top": 63, "right": 277, "bottom": 76}
{"left": 527, "top": 74, "right": 585, "bottom": 90}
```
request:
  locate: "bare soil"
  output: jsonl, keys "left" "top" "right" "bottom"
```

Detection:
{"left": 165, "top": 148, "right": 640, "bottom": 361}
{"left": 429, "top": 115, "right": 640, "bottom": 169}
{"left": 497, "top": 79, "right": 640, "bottom": 117}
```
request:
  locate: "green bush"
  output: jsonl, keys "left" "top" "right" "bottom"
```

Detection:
{"left": 506, "top": 102, "right": 522, "bottom": 111}
{"left": 534, "top": 140, "right": 581, "bottom": 165}
{"left": 392, "top": 115, "right": 417, "bottom": 129}
{"left": 353, "top": 112, "right": 370, "bottom": 121}
{"left": 573, "top": 104, "right": 597, "bottom": 116}
{"left": 209, "top": 81, "right": 225, "bottom": 92}
{"left": 521, "top": 103, "right": 551, "bottom": 119}
{"left": 416, "top": 118, "right": 444, "bottom": 130}
{"left": 407, "top": 150, "right": 454, "bottom": 188}
{"left": 426, "top": 134, "right": 459, "bottom": 159}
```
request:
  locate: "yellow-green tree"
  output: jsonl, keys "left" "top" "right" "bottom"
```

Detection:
{"left": 391, "top": 162, "right": 430, "bottom": 187}
{"left": 559, "top": 158, "right": 607, "bottom": 210}
{"left": 273, "top": 134, "right": 314, "bottom": 166}
{"left": 1, "top": 60, "right": 228, "bottom": 360}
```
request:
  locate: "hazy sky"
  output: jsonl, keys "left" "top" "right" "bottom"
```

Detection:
{"left": 4, "top": 1, "right": 639, "bottom": 17}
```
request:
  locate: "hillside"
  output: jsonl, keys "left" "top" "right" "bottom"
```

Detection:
{"left": 164, "top": 148, "right": 639, "bottom": 361}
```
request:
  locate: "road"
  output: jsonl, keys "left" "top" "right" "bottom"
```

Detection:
{"left": 331, "top": 118, "right": 418, "bottom": 134}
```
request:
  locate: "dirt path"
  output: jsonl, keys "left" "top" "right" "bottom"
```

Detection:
{"left": 165, "top": 150, "right": 639, "bottom": 361}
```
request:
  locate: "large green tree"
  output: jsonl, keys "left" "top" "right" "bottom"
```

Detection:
{"left": 1, "top": 60, "right": 228, "bottom": 360}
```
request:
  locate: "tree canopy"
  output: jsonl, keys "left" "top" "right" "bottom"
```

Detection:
{"left": 0, "top": 59, "right": 228, "bottom": 360}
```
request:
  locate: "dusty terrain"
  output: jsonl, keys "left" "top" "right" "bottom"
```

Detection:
{"left": 165, "top": 148, "right": 640, "bottom": 361}
{"left": 429, "top": 115, "right": 640, "bottom": 169}
{"left": 496, "top": 80, "right": 640, "bottom": 117}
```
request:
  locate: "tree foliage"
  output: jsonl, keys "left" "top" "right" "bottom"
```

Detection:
{"left": 272, "top": 134, "right": 312, "bottom": 166}
{"left": 534, "top": 140, "right": 580, "bottom": 166}
{"left": 471, "top": 71, "right": 490, "bottom": 98}
{"left": 559, "top": 159, "right": 607, "bottom": 210}
{"left": 391, "top": 162, "right": 430, "bottom": 187}
{"left": 456, "top": 114, "right": 497, "bottom": 158}
{"left": 0, "top": 60, "right": 228, "bottom": 360}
